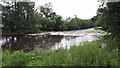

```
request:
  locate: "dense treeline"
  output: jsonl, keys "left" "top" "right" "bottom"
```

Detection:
{"left": 64, "top": 17, "right": 94, "bottom": 30}
{"left": 1, "top": 1, "right": 95, "bottom": 35}
{"left": 95, "top": 1, "right": 120, "bottom": 50}
{"left": 96, "top": 2, "right": 120, "bottom": 37}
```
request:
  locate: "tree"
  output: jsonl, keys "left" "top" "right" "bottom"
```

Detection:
{"left": 39, "top": 2, "right": 53, "bottom": 19}
{"left": 96, "top": 1, "right": 120, "bottom": 50}
{"left": 64, "top": 16, "right": 94, "bottom": 30}
{"left": 96, "top": 1, "right": 120, "bottom": 37}
{"left": 2, "top": 1, "right": 37, "bottom": 34}
{"left": 39, "top": 3, "right": 64, "bottom": 31}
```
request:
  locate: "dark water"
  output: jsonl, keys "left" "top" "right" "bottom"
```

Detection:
{"left": 0, "top": 33, "right": 104, "bottom": 52}
{"left": 1, "top": 35, "right": 63, "bottom": 52}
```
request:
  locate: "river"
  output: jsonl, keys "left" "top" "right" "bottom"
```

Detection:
{"left": 0, "top": 28, "right": 105, "bottom": 52}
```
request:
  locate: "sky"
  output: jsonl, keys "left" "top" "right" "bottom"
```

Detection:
{"left": 35, "top": 0, "right": 100, "bottom": 19}
{"left": 0, "top": 0, "right": 99, "bottom": 19}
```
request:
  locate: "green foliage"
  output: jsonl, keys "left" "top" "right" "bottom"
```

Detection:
{"left": 2, "top": 2, "right": 39, "bottom": 34}
{"left": 2, "top": 40, "right": 118, "bottom": 66}
{"left": 96, "top": 2, "right": 120, "bottom": 51}
{"left": 2, "top": 51, "right": 28, "bottom": 66}
{"left": 1, "top": 1, "right": 95, "bottom": 35}
{"left": 105, "top": 36, "right": 119, "bottom": 52}
{"left": 64, "top": 17, "right": 94, "bottom": 30}
{"left": 86, "top": 29, "right": 107, "bottom": 34}
{"left": 39, "top": 2, "right": 53, "bottom": 19}
{"left": 96, "top": 2, "right": 120, "bottom": 37}
{"left": 39, "top": 3, "right": 64, "bottom": 31}
{"left": 39, "top": 3, "right": 95, "bottom": 31}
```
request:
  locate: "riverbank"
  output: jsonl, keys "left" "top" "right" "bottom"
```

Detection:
{"left": 28, "top": 27, "right": 105, "bottom": 36}
{"left": 2, "top": 40, "right": 118, "bottom": 66}
{"left": 2, "top": 27, "right": 103, "bottom": 37}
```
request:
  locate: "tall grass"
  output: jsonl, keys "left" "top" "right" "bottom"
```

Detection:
{"left": 2, "top": 40, "right": 118, "bottom": 66}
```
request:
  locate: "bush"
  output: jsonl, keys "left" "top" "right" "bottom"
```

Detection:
{"left": 64, "top": 18, "right": 94, "bottom": 30}
{"left": 2, "top": 40, "right": 118, "bottom": 66}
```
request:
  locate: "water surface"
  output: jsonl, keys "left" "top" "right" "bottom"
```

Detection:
{"left": 0, "top": 28, "right": 105, "bottom": 52}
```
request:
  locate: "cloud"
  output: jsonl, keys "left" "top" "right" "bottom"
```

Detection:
{"left": 98, "top": 0, "right": 120, "bottom": 2}
{"left": 35, "top": 0, "right": 99, "bottom": 19}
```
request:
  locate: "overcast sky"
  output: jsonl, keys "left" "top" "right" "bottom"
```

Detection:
{"left": 35, "top": 0, "right": 99, "bottom": 19}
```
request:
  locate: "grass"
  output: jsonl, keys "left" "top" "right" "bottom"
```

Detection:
{"left": 86, "top": 29, "right": 107, "bottom": 34}
{"left": 2, "top": 40, "right": 118, "bottom": 66}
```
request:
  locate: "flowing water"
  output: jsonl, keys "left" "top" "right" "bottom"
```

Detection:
{"left": 0, "top": 28, "right": 105, "bottom": 52}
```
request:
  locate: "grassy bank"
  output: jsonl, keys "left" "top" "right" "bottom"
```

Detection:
{"left": 86, "top": 29, "right": 107, "bottom": 34}
{"left": 2, "top": 40, "right": 118, "bottom": 66}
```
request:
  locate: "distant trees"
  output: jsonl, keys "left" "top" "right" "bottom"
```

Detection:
{"left": 39, "top": 3, "right": 64, "bottom": 31}
{"left": 39, "top": 2, "right": 53, "bottom": 19}
{"left": 1, "top": 2, "right": 95, "bottom": 35}
{"left": 64, "top": 16, "right": 94, "bottom": 30}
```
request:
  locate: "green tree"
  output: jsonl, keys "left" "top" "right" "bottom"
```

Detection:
{"left": 2, "top": 2, "right": 37, "bottom": 34}
{"left": 64, "top": 16, "right": 94, "bottom": 30}
{"left": 96, "top": 1, "right": 120, "bottom": 50}
{"left": 39, "top": 2, "right": 53, "bottom": 19}
{"left": 96, "top": 1, "right": 120, "bottom": 37}
{"left": 39, "top": 3, "right": 64, "bottom": 31}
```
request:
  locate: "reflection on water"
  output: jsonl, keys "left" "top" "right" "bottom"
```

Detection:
{"left": 0, "top": 33, "right": 104, "bottom": 52}
{"left": 52, "top": 33, "right": 103, "bottom": 50}
{"left": 1, "top": 35, "right": 63, "bottom": 52}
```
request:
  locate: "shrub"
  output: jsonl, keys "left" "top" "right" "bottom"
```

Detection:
{"left": 2, "top": 40, "right": 118, "bottom": 66}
